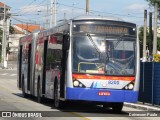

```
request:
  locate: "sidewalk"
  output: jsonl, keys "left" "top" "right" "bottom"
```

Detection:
{"left": 124, "top": 102, "right": 160, "bottom": 111}
{"left": 0, "top": 61, "right": 17, "bottom": 70}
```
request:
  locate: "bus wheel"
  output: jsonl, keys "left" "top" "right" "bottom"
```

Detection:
{"left": 112, "top": 102, "right": 123, "bottom": 113}
{"left": 37, "top": 81, "right": 42, "bottom": 103}
{"left": 54, "top": 83, "right": 64, "bottom": 109}
{"left": 22, "top": 76, "right": 28, "bottom": 98}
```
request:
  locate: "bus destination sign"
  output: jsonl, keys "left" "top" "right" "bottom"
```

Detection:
{"left": 73, "top": 24, "right": 134, "bottom": 35}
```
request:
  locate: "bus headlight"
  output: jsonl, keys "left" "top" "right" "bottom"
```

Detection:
{"left": 125, "top": 86, "right": 128, "bottom": 90}
{"left": 123, "top": 82, "right": 134, "bottom": 90}
{"left": 73, "top": 81, "right": 79, "bottom": 87}
{"left": 128, "top": 84, "right": 134, "bottom": 90}
{"left": 72, "top": 76, "right": 86, "bottom": 88}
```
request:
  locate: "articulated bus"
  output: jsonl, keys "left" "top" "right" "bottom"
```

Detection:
{"left": 18, "top": 16, "right": 140, "bottom": 112}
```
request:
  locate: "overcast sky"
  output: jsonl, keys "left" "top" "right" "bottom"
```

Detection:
{"left": 2, "top": 0, "right": 153, "bottom": 26}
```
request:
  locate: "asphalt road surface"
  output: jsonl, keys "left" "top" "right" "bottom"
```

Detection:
{"left": 0, "top": 69, "right": 159, "bottom": 120}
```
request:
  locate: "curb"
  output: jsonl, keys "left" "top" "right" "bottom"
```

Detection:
{"left": 0, "top": 67, "right": 17, "bottom": 70}
{"left": 124, "top": 102, "right": 160, "bottom": 111}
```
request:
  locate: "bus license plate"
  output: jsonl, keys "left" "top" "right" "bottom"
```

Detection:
{"left": 98, "top": 91, "right": 110, "bottom": 96}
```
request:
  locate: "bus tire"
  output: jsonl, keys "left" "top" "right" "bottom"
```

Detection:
{"left": 112, "top": 102, "right": 123, "bottom": 113}
{"left": 37, "top": 80, "right": 42, "bottom": 103}
{"left": 54, "top": 82, "right": 64, "bottom": 109}
{"left": 22, "top": 75, "right": 28, "bottom": 98}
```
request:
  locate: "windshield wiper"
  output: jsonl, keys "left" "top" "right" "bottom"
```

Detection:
{"left": 113, "top": 34, "right": 126, "bottom": 49}
{"left": 87, "top": 33, "right": 109, "bottom": 65}
{"left": 87, "top": 33, "right": 101, "bottom": 54}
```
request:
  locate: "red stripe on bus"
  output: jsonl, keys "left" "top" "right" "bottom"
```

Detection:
{"left": 72, "top": 74, "right": 135, "bottom": 81}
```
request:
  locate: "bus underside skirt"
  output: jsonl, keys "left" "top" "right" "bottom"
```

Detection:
{"left": 66, "top": 87, "right": 138, "bottom": 102}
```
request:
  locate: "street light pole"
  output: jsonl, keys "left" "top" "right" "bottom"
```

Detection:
{"left": 50, "top": 0, "right": 53, "bottom": 28}
{"left": 1, "top": 3, "right": 7, "bottom": 68}
{"left": 143, "top": 10, "right": 147, "bottom": 62}
{"left": 153, "top": 1, "right": 158, "bottom": 55}
{"left": 86, "top": 0, "right": 89, "bottom": 15}
{"left": 54, "top": 0, "right": 57, "bottom": 26}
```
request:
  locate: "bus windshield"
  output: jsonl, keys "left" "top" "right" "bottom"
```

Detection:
{"left": 72, "top": 34, "right": 135, "bottom": 75}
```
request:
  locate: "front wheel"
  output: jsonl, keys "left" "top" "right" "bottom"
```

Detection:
{"left": 112, "top": 102, "right": 123, "bottom": 113}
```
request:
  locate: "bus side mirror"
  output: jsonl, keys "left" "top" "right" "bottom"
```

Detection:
{"left": 63, "top": 34, "right": 70, "bottom": 50}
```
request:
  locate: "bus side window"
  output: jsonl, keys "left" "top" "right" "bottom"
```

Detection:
{"left": 46, "top": 34, "right": 63, "bottom": 70}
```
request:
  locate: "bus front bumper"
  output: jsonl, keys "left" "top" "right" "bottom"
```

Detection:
{"left": 66, "top": 87, "right": 138, "bottom": 103}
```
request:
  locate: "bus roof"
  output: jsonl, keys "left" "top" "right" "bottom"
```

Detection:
{"left": 72, "top": 15, "right": 124, "bottom": 22}
{"left": 71, "top": 16, "right": 136, "bottom": 26}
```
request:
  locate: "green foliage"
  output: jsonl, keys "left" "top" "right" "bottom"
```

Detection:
{"left": 138, "top": 27, "right": 150, "bottom": 46}
{"left": 157, "top": 37, "right": 160, "bottom": 50}
{"left": 0, "top": 28, "right": 2, "bottom": 62}
{"left": 139, "top": 26, "right": 160, "bottom": 51}
{"left": 0, "top": 25, "right": 13, "bottom": 62}
{"left": 9, "top": 26, "right": 14, "bottom": 34}
{"left": 145, "top": 0, "right": 160, "bottom": 6}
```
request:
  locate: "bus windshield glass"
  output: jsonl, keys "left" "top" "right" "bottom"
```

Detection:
{"left": 72, "top": 34, "right": 135, "bottom": 75}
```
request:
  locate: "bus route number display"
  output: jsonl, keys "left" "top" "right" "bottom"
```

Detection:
{"left": 73, "top": 24, "right": 129, "bottom": 35}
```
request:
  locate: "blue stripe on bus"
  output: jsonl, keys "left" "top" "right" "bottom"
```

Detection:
{"left": 66, "top": 87, "right": 138, "bottom": 103}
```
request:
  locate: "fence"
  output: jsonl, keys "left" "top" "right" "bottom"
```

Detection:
{"left": 138, "top": 62, "right": 160, "bottom": 105}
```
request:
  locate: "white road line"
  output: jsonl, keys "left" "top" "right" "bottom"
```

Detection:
{"left": 0, "top": 73, "right": 17, "bottom": 76}
{"left": 10, "top": 74, "right": 17, "bottom": 76}
{"left": 1, "top": 73, "right": 8, "bottom": 75}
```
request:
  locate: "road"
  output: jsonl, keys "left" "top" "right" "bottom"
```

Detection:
{"left": 0, "top": 69, "right": 159, "bottom": 120}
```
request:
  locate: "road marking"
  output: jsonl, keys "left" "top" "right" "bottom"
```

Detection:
{"left": 0, "top": 84, "right": 19, "bottom": 93}
{"left": 0, "top": 73, "right": 17, "bottom": 76}
{"left": 1, "top": 73, "right": 8, "bottom": 75}
{"left": 10, "top": 74, "right": 17, "bottom": 76}
{"left": 69, "top": 112, "right": 90, "bottom": 120}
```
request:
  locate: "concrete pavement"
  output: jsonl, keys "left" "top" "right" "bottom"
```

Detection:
{"left": 0, "top": 61, "right": 17, "bottom": 69}
{"left": 0, "top": 62, "right": 160, "bottom": 112}
{"left": 124, "top": 102, "right": 160, "bottom": 111}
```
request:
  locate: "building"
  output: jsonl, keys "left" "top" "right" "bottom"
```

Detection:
{"left": 0, "top": 2, "right": 11, "bottom": 64}
{"left": 8, "top": 24, "right": 44, "bottom": 60}
{"left": 0, "top": 2, "right": 11, "bottom": 39}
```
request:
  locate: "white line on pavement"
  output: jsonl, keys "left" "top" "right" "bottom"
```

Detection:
{"left": 1, "top": 73, "right": 8, "bottom": 75}
{"left": 10, "top": 74, "right": 17, "bottom": 76}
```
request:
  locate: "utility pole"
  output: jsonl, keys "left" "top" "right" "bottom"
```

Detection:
{"left": 64, "top": 12, "right": 66, "bottom": 21}
{"left": 149, "top": 12, "right": 153, "bottom": 58}
{"left": 153, "top": 1, "right": 158, "bottom": 55}
{"left": 72, "top": 3, "right": 75, "bottom": 18}
{"left": 143, "top": 10, "right": 147, "bottom": 62}
{"left": 86, "top": 0, "right": 89, "bottom": 15}
{"left": 50, "top": 0, "right": 53, "bottom": 28}
{"left": 46, "top": 0, "right": 49, "bottom": 29}
{"left": 54, "top": 0, "right": 57, "bottom": 26}
{"left": 1, "top": 3, "right": 7, "bottom": 68}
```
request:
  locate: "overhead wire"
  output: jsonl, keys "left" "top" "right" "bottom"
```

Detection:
{"left": 12, "top": 2, "right": 145, "bottom": 19}
{"left": 58, "top": 3, "right": 144, "bottom": 19}
{"left": 11, "top": 0, "right": 46, "bottom": 15}
{"left": 11, "top": 2, "right": 149, "bottom": 26}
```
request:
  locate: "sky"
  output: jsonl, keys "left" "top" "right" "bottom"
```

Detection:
{"left": 2, "top": 0, "right": 153, "bottom": 28}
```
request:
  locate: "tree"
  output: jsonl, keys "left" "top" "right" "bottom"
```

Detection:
{"left": 139, "top": 27, "right": 150, "bottom": 46}
{"left": 139, "top": 27, "right": 150, "bottom": 58}
{"left": 139, "top": 26, "right": 160, "bottom": 58}
{"left": 9, "top": 25, "right": 14, "bottom": 34}
{"left": 0, "top": 28, "right": 2, "bottom": 62}
{"left": 7, "top": 25, "right": 14, "bottom": 54}
{"left": 145, "top": 0, "right": 160, "bottom": 6}
{"left": 0, "top": 24, "right": 14, "bottom": 62}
